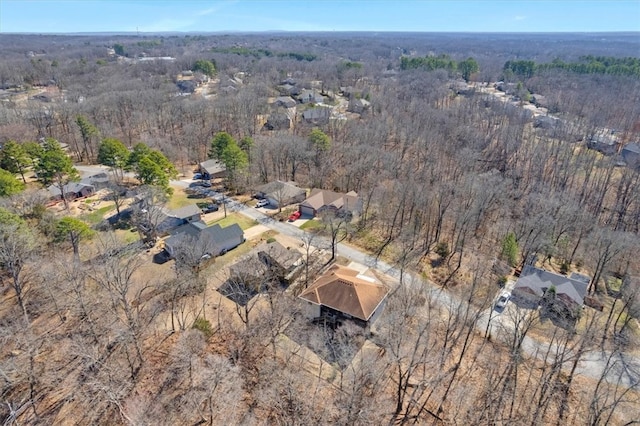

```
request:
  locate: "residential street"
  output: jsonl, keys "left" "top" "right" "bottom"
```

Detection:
{"left": 221, "top": 186, "right": 639, "bottom": 389}
{"left": 79, "top": 168, "right": 638, "bottom": 389}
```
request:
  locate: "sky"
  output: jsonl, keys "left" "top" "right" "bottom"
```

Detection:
{"left": 0, "top": 0, "right": 639, "bottom": 33}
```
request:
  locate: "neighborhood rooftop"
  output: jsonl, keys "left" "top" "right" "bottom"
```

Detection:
{"left": 299, "top": 265, "right": 389, "bottom": 321}
{"left": 301, "top": 189, "right": 358, "bottom": 211}
{"left": 514, "top": 265, "right": 589, "bottom": 306}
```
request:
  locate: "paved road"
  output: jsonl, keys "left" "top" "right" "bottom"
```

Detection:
{"left": 220, "top": 186, "right": 639, "bottom": 389}
{"left": 86, "top": 168, "right": 639, "bottom": 389}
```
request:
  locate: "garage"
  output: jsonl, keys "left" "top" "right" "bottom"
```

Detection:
{"left": 299, "top": 205, "right": 315, "bottom": 217}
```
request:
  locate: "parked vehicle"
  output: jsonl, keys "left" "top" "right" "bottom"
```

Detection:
{"left": 495, "top": 291, "right": 511, "bottom": 310}
{"left": 202, "top": 204, "right": 219, "bottom": 214}
{"left": 256, "top": 199, "right": 269, "bottom": 208}
{"left": 193, "top": 173, "right": 202, "bottom": 180}
{"left": 201, "top": 180, "right": 212, "bottom": 187}
{"left": 288, "top": 211, "right": 301, "bottom": 221}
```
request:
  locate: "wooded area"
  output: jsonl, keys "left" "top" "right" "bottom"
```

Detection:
{"left": 0, "top": 32, "right": 639, "bottom": 425}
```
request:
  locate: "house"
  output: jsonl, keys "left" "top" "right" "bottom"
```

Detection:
{"left": 531, "top": 94, "right": 549, "bottom": 109}
{"left": 156, "top": 204, "right": 202, "bottom": 235}
{"left": 347, "top": 98, "right": 371, "bottom": 114}
{"left": 272, "top": 96, "right": 297, "bottom": 109}
{"left": 586, "top": 129, "right": 620, "bottom": 156}
{"left": 46, "top": 170, "right": 113, "bottom": 201}
{"left": 533, "top": 115, "right": 560, "bottom": 130}
{"left": 621, "top": 142, "right": 640, "bottom": 169}
{"left": 512, "top": 265, "right": 589, "bottom": 312}
{"left": 450, "top": 81, "right": 472, "bottom": 95}
{"left": 299, "top": 189, "right": 360, "bottom": 218}
{"left": 164, "top": 222, "right": 244, "bottom": 259}
{"left": 280, "top": 78, "right": 296, "bottom": 86}
{"left": 277, "top": 83, "right": 300, "bottom": 97}
{"left": 254, "top": 181, "right": 306, "bottom": 208}
{"left": 47, "top": 181, "right": 95, "bottom": 201}
{"left": 198, "top": 159, "right": 227, "bottom": 179}
{"left": 264, "top": 112, "right": 293, "bottom": 130}
{"left": 81, "top": 172, "right": 110, "bottom": 190}
{"left": 299, "top": 265, "right": 390, "bottom": 326}
{"left": 169, "top": 204, "right": 202, "bottom": 223}
{"left": 229, "top": 241, "right": 303, "bottom": 287}
{"left": 302, "top": 107, "right": 331, "bottom": 125}
{"left": 298, "top": 89, "right": 324, "bottom": 104}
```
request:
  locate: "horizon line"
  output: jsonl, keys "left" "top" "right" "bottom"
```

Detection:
{"left": 1, "top": 30, "right": 639, "bottom": 36}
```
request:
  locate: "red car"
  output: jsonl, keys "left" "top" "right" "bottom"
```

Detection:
{"left": 288, "top": 211, "right": 301, "bottom": 222}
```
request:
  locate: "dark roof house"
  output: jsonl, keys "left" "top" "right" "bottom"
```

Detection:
{"left": 621, "top": 142, "right": 640, "bottom": 169}
{"left": 299, "top": 265, "right": 390, "bottom": 325}
{"left": 82, "top": 172, "right": 110, "bottom": 189}
{"left": 264, "top": 112, "right": 293, "bottom": 130}
{"left": 47, "top": 181, "right": 95, "bottom": 201}
{"left": 272, "top": 96, "right": 297, "bottom": 109}
{"left": 156, "top": 204, "right": 202, "bottom": 234}
{"left": 586, "top": 129, "right": 620, "bottom": 156}
{"left": 198, "top": 159, "right": 227, "bottom": 179}
{"left": 513, "top": 265, "right": 589, "bottom": 310}
{"left": 298, "top": 89, "right": 324, "bottom": 104}
{"left": 277, "top": 83, "right": 300, "bottom": 97}
{"left": 348, "top": 98, "right": 371, "bottom": 114}
{"left": 229, "top": 241, "right": 303, "bottom": 288}
{"left": 164, "top": 222, "right": 244, "bottom": 258}
{"left": 302, "top": 106, "right": 331, "bottom": 125}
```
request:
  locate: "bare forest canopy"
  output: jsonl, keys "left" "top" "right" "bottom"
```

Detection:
{"left": 1, "top": 32, "right": 640, "bottom": 425}
{"left": 505, "top": 56, "right": 640, "bottom": 79}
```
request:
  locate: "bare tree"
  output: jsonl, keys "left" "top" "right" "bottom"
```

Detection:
{"left": 0, "top": 222, "right": 37, "bottom": 323}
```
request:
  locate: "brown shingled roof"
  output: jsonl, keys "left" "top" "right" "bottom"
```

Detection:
{"left": 300, "top": 189, "right": 359, "bottom": 211}
{"left": 299, "top": 265, "right": 389, "bottom": 321}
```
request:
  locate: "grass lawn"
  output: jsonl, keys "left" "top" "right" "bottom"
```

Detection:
{"left": 82, "top": 204, "right": 116, "bottom": 225}
{"left": 207, "top": 212, "right": 257, "bottom": 230}
{"left": 300, "top": 219, "right": 323, "bottom": 230}
{"left": 166, "top": 187, "right": 197, "bottom": 210}
{"left": 114, "top": 228, "right": 140, "bottom": 244}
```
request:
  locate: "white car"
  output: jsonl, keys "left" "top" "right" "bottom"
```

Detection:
{"left": 255, "top": 199, "right": 269, "bottom": 208}
{"left": 495, "top": 291, "right": 511, "bottom": 310}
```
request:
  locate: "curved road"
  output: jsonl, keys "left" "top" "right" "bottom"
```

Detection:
{"left": 79, "top": 167, "right": 639, "bottom": 389}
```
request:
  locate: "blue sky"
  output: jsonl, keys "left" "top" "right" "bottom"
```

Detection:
{"left": 0, "top": 0, "right": 639, "bottom": 33}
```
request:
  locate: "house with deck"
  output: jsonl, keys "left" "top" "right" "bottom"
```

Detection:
{"left": 299, "top": 265, "right": 390, "bottom": 327}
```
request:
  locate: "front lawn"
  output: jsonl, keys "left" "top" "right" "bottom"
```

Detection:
{"left": 207, "top": 212, "right": 257, "bottom": 230}
{"left": 300, "top": 219, "right": 323, "bottom": 230}
{"left": 166, "top": 187, "right": 196, "bottom": 210}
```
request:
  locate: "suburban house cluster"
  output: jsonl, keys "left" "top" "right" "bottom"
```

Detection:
{"left": 586, "top": 127, "right": 640, "bottom": 170}
{"left": 264, "top": 77, "right": 371, "bottom": 130}
{"left": 149, "top": 203, "right": 244, "bottom": 259}
{"left": 46, "top": 172, "right": 110, "bottom": 202}
{"left": 254, "top": 180, "right": 362, "bottom": 218}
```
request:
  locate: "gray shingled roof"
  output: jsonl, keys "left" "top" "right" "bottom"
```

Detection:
{"left": 165, "top": 222, "right": 243, "bottom": 251}
{"left": 199, "top": 159, "right": 226, "bottom": 175}
{"left": 622, "top": 142, "right": 640, "bottom": 154}
{"left": 255, "top": 181, "right": 305, "bottom": 200}
{"left": 168, "top": 204, "right": 201, "bottom": 220}
{"left": 514, "top": 265, "right": 589, "bottom": 306}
